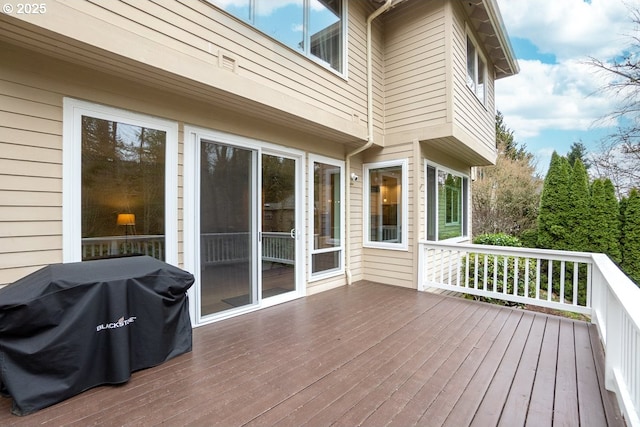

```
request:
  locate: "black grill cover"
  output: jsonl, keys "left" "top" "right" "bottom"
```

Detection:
{"left": 0, "top": 256, "right": 194, "bottom": 416}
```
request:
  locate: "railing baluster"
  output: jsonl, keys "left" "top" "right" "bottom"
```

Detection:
{"left": 524, "top": 258, "right": 530, "bottom": 298}
{"left": 560, "top": 261, "right": 566, "bottom": 304}
{"left": 572, "top": 262, "right": 580, "bottom": 305}
{"left": 483, "top": 254, "right": 488, "bottom": 291}
{"left": 502, "top": 255, "right": 508, "bottom": 294}
{"left": 465, "top": 251, "right": 470, "bottom": 288}
{"left": 536, "top": 258, "right": 541, "bottom": 299}
{"left": 548, "top": 261, "right": 553, "bottom": 301}
{"left": 513, "top": 257, "right": 519, "bottom": 296}
{"left": 448, "top": 249, "right": 453, "bottom": 286}
{"left": 438, "top": 249, "right": 444, "bottom": 283}
{"left": 473, "top": 252, "right": 479, "bottom": 290}
{"left": 493, "top": 255, "right": 499, "bottom": 292}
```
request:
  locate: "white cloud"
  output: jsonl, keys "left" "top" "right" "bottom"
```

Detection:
{"left": 495, "top": 59, "right": 619, "bottom": 139}
{"left": 497, "top": 0, "right": 633, "bottom": 61}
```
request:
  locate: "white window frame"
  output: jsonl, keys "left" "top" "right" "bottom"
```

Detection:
{"left": 466, "top": 30, "right": 487, "bottom": 105}
{"left": 62, "top": 98, "right": 179, "bottom": 265}
{"left": 308, "top": 154, "right": 345, "bottom": 281}
{"left": 425, "top": 161, "right": 469, "bottom": 243}
{"left": 363, "top": 159, "right": 409, "bottom": 251}
{"left": 207, "top": 0, "right": 348, "bottom": 77}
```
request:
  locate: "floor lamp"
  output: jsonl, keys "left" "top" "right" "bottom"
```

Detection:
{"left": 117, "top": 213, "right": 136, "bottom": 254}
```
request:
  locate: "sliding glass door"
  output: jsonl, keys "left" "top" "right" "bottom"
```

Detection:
{"left": 199, "top": 141, "right": 256, "bottom": 316}
{"left": 261, "top": 154, "right": 297, "bottom": 299}
{"left": 186, "top": 128, "right": 303, "bottom": 325}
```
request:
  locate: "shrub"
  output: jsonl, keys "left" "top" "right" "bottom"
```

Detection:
{"left": 473, "top": 233, "right": 522, "bottom": 247}
{"left": 464, "top": 233, "right": 533, "bottom": 306}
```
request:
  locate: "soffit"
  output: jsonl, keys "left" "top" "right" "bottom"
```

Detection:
{"left": 462, "top": 0, "right": 519, "bottom": 79}
{"left": 0, "top": 14, "right": 367, "bottom": 146}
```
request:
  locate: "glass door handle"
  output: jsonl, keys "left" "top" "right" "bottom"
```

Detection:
{"left": 290, "top": 229, "right": 296, "bottom": 239}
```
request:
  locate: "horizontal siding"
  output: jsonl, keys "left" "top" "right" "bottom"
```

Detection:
{"left": 1, "top": 0, "right": 380, "bottom": 141}
{"left": 0, "top": 74, "right": 64, "bottom": 285}
{"left": 384, "top": 0, "right": 448, "bottom": 134}
{"left": 362, "top": 142, "right": 416, "bottom": 288}
{"left": 450, "top": 1, "right": 496, "bottom": 152}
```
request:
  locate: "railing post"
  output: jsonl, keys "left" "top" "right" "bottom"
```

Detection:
{"left": 417, "top": 242, "right": 425, "bottom": 291}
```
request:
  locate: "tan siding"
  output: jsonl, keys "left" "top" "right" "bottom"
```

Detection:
{"left": 362, "top": 142, "right": 416, "bottom": 288}
{"left": 1, "top": 0, "right": 378, "bottom": 142}
{"left": 0, "top": 69, "right": 64, "bottom": 285}
{"left": 384, "top": 0, "right": 448, "bottom": 135}
{"left": 0, "top": 42, "right": 353, "bottom": 291}
{"left": 449, "top": 1, "right": 496, "bottom": 153}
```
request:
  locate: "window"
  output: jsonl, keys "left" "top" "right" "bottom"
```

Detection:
{"left": 63, "top": 99, "right": 178, "bottom": 264}
{"left": 309, "top": 155, "right": 344, "bottom": 278}
{"left": 466, "top": 34, "right": 486, "bottom": 104}
{"left": 426, "top": 163, "right": 468, "bottom": 241}
{"left": 364, "top": 160, "right": 408, "bottom": 250}
{"left": 209, "top": 0, "right": 345, "bottom": 73}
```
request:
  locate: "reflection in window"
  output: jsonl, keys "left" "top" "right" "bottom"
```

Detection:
{"left": 311, "top": 158, "right": 343, "bottom": 276}
{"left": 209, "top": 0, "right": 344, "bottom": 73}
{"left": 255, "top": 0, "right": 303, "bottom": 52}
{"left": 466, "top": 35, "right": 486, "bottom": 104}
{"left": 309, "top": 0, "right": 343, "bottom": 71}
{"left": 426, "top": 165, "right": 468, "bottom": 241}
{"left": 364, "top": 160, "right": 407, "bottom": 249}
{"left": 81, "top": 116, "right": 166, "bottom": 260}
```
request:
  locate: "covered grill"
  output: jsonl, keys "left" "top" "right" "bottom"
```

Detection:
{"left": 0, "top": 256, "right": 194, "bottom": 416}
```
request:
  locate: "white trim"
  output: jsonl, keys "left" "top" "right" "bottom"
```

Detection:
{"left": 363, "top": 159, "right": 409, "bottom": 251}
{"left": 183, "top": 126, "right": 306, "bottom": 327}
{"left": 424, "top": 160, "right": 469, "bottom": 243}
{"left": 205, "top": 0, "right": 348, "bottom": 77}
{"left": 465, "top": 25, "right": 488, "bottom": 106}
{"left": 308, "top": 154, "right": 345, "bottom": 282}
{"left": 62, "top": 98, "right": 178, "bottom": 265}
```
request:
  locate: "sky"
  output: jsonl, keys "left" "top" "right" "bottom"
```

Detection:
{"left": 494, "top": 0, "right": 636, "bottom": 175}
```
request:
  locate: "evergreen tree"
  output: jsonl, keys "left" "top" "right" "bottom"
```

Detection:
{"left": 620, "top": 189, "right": 640, "bottom": 286}
{"left": 588, "top": 179, "right": 621, "bottom": 263}
{"left": 602, "top": 179, "right": 622, "bottom": 263}
{"left": 567, "top": 141, "right": 591, "bottom": 170}
{"left": 537, "top": 153, "right": 572, "bottom": 250}
{"left": 568, "top": 160, "right": 591, "bottom": 251}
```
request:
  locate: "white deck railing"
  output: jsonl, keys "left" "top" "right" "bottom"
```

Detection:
{"left": 200, "top": 232, "right": 294, "bottom": 266}
{"left": 82, "top": 235, "right": 164, "bottom": 260}
{"left": 83, "top": 232, "right": 295, "bottom": 266}
{"left": 419, "top": 241, "right": 640, "bottom": 427}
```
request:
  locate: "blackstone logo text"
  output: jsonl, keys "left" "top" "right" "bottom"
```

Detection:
{"left": 96, "top": 316, "right": 137, "bottom": 332}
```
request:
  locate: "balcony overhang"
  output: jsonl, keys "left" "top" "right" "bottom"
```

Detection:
{"left": 463, "top": 0, "right": 519, "bottom": 79}
{"left": 0, "top": 13, "right": 368, "bottom": 146}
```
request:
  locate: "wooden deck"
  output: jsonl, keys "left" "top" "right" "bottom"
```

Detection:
{"left": 0, "top": 281, "right": 624, "bottom": 426}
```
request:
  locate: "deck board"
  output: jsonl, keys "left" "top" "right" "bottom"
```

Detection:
{"left": 0, "top": 281, "right": 624, "bottom": 426}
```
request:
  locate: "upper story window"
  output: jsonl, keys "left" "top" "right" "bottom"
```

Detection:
{"left": 209, "top": 0, "right": 345, "bottom": 73}
{"left": 364, "top": 159, "right": 408, "bottom": 250}
{"left": 466, "top": 34, "right": 486, "bottom": 104}
{"left": 426, "top": 163, "right": 469, "bottom": 242}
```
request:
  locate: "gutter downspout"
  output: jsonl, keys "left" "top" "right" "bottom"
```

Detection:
{"left": 344, "top": 0, "right": 393, "bottom": 285}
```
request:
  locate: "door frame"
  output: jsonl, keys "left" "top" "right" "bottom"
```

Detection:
{"left": 184, "top": 125, "right": 306, "bottom": 327}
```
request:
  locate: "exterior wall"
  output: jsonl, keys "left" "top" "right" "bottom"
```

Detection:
{"left": 361, "top": 142, "right": 417, "bottom": 289}
{"left": 449, "top": 0, "right": 497, "bottom": 160}
{"left": 0, "top": 43, "right": 350, "bottom": 289}
{"left": 382, "top": 0, "right": 498, "bottom": 166}
{"left": 0, "top": 0, "right": 513, "bottom": 294}
{"left": 383, "top": 0, "right": 448, "bottom": 135}
{"left": 0, "top": 0, "right": 384, "bottom": 145}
